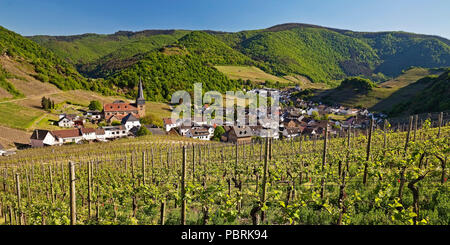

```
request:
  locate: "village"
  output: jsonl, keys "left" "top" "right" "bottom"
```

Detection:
{"left": 0, "top": 80, "right": 385, "bottom": 156}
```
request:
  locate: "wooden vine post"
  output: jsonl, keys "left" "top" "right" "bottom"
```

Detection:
{"left": 142, "top": 151, "right": 146, "bottom": 185}
{"left": 15, "top": 173, "right": 23, "bottom": 225}
{"left": 181, "top": 146, "right": 187, "bottom": 225}
{"left": 69, "top": 161, "right": 76, "bottom": 225}
{"left": 437, "top": 112, "right": 443, "bottom": 138}
{"left": 260, "top": 137, "right": 270, "bottom": 223}
{"left": 320, "top": 121, "right": 328, "bottom": 199}
{"left": 399, "top": 116, "right": 413, "bottom": 202}
{"left": 87, "top": 161, "right": 92, "bottom": 219}
{"left": 413, "top": 114, "right": 418, "bottom": 141}
{"left": 363, "top": 117, "right": 373, "bottom": 185}
{"left": 160, "top": 201, "right": 166, "bottom": 225}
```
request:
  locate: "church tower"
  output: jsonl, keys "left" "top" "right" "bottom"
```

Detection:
{"left": 136, "top": 77, "right": 146, "bottom": 118}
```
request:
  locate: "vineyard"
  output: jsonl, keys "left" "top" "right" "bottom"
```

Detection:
{"left": 0, "top": 116, "right": 448, "bottom": 225}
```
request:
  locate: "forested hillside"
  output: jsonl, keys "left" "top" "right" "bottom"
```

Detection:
{"left": 0, "top": 26, "right": 91, "bottom": 91}
{"left": 31, "top": 23, "right": 450, "bottom": 89}
{"left": 107, "top": 49, "right": 251, "bottom": 102}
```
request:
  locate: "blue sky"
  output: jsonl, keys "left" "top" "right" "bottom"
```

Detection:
{"left": 0, "top": 0, "right": 449, "bottom": 39}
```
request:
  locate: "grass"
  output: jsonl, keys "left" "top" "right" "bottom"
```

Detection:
{"left": 33, "top": 113, "right": 61, "bottom": 131}
{"left": 145, "top": 101, "right": 172, "bottom": 119}
{"left": 0, "top": 102, "right": 43, "bottom": 130}
{"left": 215, "top": 65, "right": 294, "bottom": 84}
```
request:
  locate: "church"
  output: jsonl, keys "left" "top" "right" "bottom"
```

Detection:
{"left": 103, "top": 78, "right": 146, "bottom": 123}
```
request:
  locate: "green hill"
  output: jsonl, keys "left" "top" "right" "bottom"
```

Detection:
{"left": 389, "top": 69, "right": 450, "bottom": 116}
{"left": 106, "top": 48, "right": 250, "bottom": 102}
{"left": 0, "top": 25, "right": 93, "bottom": 91}
{"left": 310, "top": 67, "right": 448, "bottom": 113}
{"left": 31, "top": 23, "right": 450, "bottom": 90}
{"left": 217, "top": 26, "right": 380, "bottom": 84}
{"left": 30, "top": 30, "right": 190, "bottom": 64}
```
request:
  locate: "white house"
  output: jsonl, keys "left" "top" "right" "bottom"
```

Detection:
{"left": 103, "top": 126, "right": 128, "bottom": 139}
{"left": 52, "top": 129, "right": 84, "bottom": 144}
{"left": 121, "top": 113, "right": 141, "bottom": 131}
{"left": 30, "top": 129, "right": 57, "bottom": 147}
{"left": 282, "top": 127, "right": 302, "bottom": 139}
{"left": 80, "top": 128, "right": 97, "bottom": 141}
{"left": 186, "top": 127, "right": 211, "bottom": 140}
{"left": 163, "top": 118, "right": 180, "bottom": 132}
{"left": 58, "top": 117, "right": 75, "bottom": 128}
{"left": 179, "top": 125, "right": 191, "bottom": 136}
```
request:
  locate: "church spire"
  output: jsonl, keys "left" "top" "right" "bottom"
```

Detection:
{"left": 136, "top": 76, "right": 145, "bottom": 106}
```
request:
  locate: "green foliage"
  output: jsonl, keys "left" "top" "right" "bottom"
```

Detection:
{"left": 311, "top": 110, "right": 320, "bottom": 120}
{"left": 41, "top": 96, "right": 55, "bottom": 110}
{"left": 140, "top": 114, "right": 163, "bottom": 128}
{"left": 0, "top": 26, "right": 112, "bottom": 94}
{"left": 0, "top": 67, "right": 23, "bottom": 98}
{"left": 178, "top": 31, "right": 256, "bottom": 66}
{"left": 31, "top": 30, "right": 190, "bottom": 65}
{"left": 338, "top": 77, "right": 376, "bottom": 93}
{"left": 111, "top": 121, "right": 121, "bottom": 126}
{"left": 137, "top": 126, "right": 151, "bottom": 136}
{"left": 88, "top": 100, "right": 102, "bottom": 111}
{"left": 212, "top": 126, "right": 226, "bottom": 141}
{"left": 227, "top": 27, "right": 379, "bottom": 83}
{"left": 106, "top": 50, "right": 245, "bottom": 102}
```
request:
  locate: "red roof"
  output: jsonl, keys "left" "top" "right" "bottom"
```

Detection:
{"left": 51, "top": 129, "right": 81, "bottom": 139}
{"left": 104, "top": 103, "right": 137, "bottom": 112}
{"left": 80, "top": 128, "right": 96, "bottom": 134}
{"left": 163, "top": 118, "right": 174, "bottom": 125}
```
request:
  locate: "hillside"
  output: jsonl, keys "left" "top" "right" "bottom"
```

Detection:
{"left": 0, "top": 26, "right": 94, "bottom": 91}
{"left": 30, "top": 23, "right": 450, "bottom": 98}
{"left": 106, "top": 48, "right": 250, "bottom": 102}
{"left": 311, "top": 67, "right": 446, "bottom": 112}
{"left": 389, "top": 69, "right": 450, "bottom": 116}
{"left": 30, "top": 30, "right": 191, "bottom": 65}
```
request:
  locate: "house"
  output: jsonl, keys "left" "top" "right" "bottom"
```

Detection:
{"left": 179, "top": 125, "right": 191, "bottom": 136}
{"left": 223, "top": 126, "right": 253, "bottom": 144}
{"left": 58, "top": 114, "right": 82, "bottom": 128}
{"left": 85, "top": 110, "right": 102, "bottom": 121}
{"left": 167, "top": 128, "right": 180, "bottom": 136}
{"left": 186, "top": 127, "right": 211, "bottom": 140}
{"left": 121, "top": 113, "right": 141, "bottom": 130}
{"left": 282, "top": 127, "right": 302, "bottom": 139}
{"left": 95, "top": 129, "right": 107, "bottom": 141}
{"left": 163, "top": 118, "right": 180, "bottom": 132}
{"left": 52, "top": 129, "right": 83, "bottom": 144}
{"left": 303, "top": 127, "right": 318, "bottom": 136}
{"left": 80, "top": 128, "right": 97, "bottom": 141}
{"left": 30, "top": 129, "right": 57, "bottom": 147}
{"left": 103, "top": 78, "right": 146, "bottom": 122}
{"left": 102, "top": 126, "right": 128, "bottom": 139}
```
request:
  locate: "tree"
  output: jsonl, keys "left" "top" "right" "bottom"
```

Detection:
{"left": 321, "top": 114, "right": 330, "bottom": 120}
{"left": 137, "top": 126, "right": 151, "bottom": 136}
{"left": 311, "top": 110, "right": 320, "bottom": 120}
{"left": 89, "top": 100, "right": 102, "bottom": 111}
{"left": 140, "top": 114, "right": 163, "bottom": 128}
{"left": 212, "top": 126, "right": 225, "bottom": 141}
{"left": 111, "top": 121, "right": 121, "bottom": 126}
{"left": 41, "top": 96, "right": 55, "bottom": 110}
